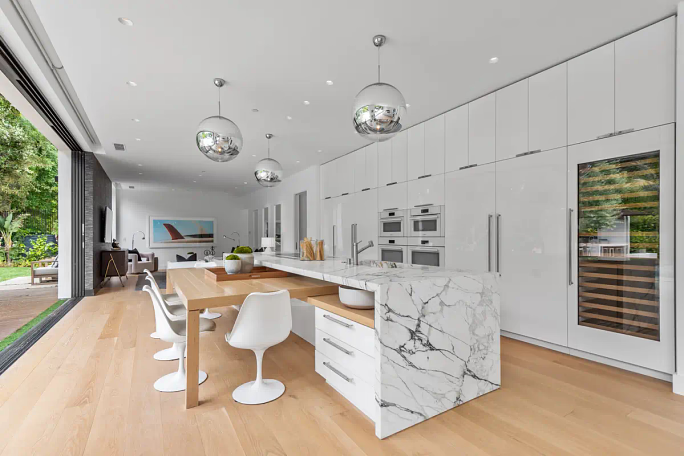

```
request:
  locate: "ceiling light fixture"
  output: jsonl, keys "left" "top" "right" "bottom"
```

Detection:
{"left": 126, "top": 81, "right": 137, "bottom": 87}
{"left": 303, "top": 100, "right": 310, "bottom": 105}
{"left": 352, "top": 34, "right": 406, "bottom": 142}
{"left": 137, "top": 163, "right": 142, "bottom": 166}
{"left": 326, "top": 80, "right": 334, "bottom": 86}
{"left": 489, "top": 56, "right": 499, "bottom": 64}
{"left": 252, "top": 108, "right": 259, "bottom": 113}
{"left": 196, "top": 78, "right": 243, "bottom": 163}
{"left": 318, "top": 149, "right": 322, "bottom": 153}
{"left": 286, "top": 116, "right": 292, "bottom": 120}
{"left": 243, "top": 182, "right": 247, "bottom": 185}
{"left": 118, "top": 17, "right": 133, "bottom": 26}
{"left": 254, "top": 133, "right": 283, "bottom": 187}
{"left": 135, "top": 138, "right": 141, "bottom": 141}
{"left": 132, "top": 118, "right": 140, "bottom": 122}
{"left": 406, "top": 103, "right": 411, "bottom": 108}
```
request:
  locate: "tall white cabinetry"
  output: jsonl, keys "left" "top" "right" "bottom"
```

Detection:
{"left": 445, "top": 105, "right": 468, "bottom": 172}
{"left": 468, "top": 94, "right": 496, "bottom": 165}
{"left": 378, "top": 130, "right": 408, "bottom": 210}
{"left": 496, "top": 80, "right": 528, "bottom": 161}
{"left": 354, "top": 144, "right": 378, "bottom": 192}
{"left": 529, "top": 63, "right": 567, "bottom": 152}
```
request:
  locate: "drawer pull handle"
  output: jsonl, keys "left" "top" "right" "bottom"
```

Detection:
{"left": 323, "top": 337, "right": 354, "bottom": 355}
{"left": 386, "top": 182, "right": 398, "bottom": 186}
{"left": 459, "top": 164, "right": 477, "bottom": 170}
{"left": 597, "top": 132, "right": 614, "bottom": 139}
{"left": 323, "top": 314, "right": 353, "bottom": 328}
{"left": 417, "top": 174, "right": 432, "bottom": 179}
{"left": 323, "top": 361, "right": 353, "bottom": 383}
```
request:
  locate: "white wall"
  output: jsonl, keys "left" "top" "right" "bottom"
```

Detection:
{"left": 116, "top": 188, "right": 244, "bottom": 268}
{"left": 239, "top": 165, "right": 320, "bottom": 252}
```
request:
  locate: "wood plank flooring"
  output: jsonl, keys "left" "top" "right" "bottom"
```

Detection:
{"left": 0, "top": 276, "right": 683, "bottom": 455}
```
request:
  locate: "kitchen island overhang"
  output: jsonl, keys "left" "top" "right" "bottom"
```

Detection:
{"left": 254, "top": 254, "right": 500, "bottom": 438}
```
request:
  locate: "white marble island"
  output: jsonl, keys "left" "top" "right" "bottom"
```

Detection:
{"left": 254, "top": 254, "right": 500, "bottom": 439}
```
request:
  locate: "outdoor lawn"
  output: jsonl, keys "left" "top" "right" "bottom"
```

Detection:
{"left": 0, "top": 267, "right": 30, "bottom": 283}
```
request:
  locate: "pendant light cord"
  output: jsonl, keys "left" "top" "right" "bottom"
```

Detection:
{"left": 267, "top": 137, "right": 270, "bottom": 158}
{"left": 377, "top": 45, "right": 381, "bottom": 83}
{"left": 217, "top": 85, "right": 221, "bottom": 117}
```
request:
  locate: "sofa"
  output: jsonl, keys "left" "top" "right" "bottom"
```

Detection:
{"left": 127, "top": 252, "right": 155, "bottom": 274}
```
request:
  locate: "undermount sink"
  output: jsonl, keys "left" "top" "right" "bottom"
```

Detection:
{"left": 338, "top": 286, "right": 374, "bottom": 309}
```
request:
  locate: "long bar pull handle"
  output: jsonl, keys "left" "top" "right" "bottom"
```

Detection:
{"left": 568, "top": 208, "right": 573, "bottom": 286}
{"left": 323, "top": 314, "right": 353, "bottom": 328}
{"left": 323, "top": 362, "right": 353, "bottom": 383}
{"left": 332, "top": 225, "right": 335, "bottom": 258}
{"left": 323, "top": 338, "right": 354, "bottom": 355}
{"left": 487, "top": 214, "right": 492, "bottom": 272}
{"left": 496, "top": 214, "right": 501, "bottom": 273}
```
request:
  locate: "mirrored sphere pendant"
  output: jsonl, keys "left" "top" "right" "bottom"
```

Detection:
{"left": 196, "top": 116, "right": 243, "bottom": 162}
{"left": 254, "top": 158, "right": 283, "bottom": 187}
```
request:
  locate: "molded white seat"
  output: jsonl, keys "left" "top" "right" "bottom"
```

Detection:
{"left": 226, "top": 289, "right": 292, "bottom": 404}
{"left": 144, "top": 269, "right": 220, "bottom": 320}
{"left": 143, "top": 285, "right": 208, "bottom": 392}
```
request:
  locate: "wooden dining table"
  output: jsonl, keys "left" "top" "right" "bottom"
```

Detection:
{"left": 165, "top": 268, "right": 339, "bottom": 408}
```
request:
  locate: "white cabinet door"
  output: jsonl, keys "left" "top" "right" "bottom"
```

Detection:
{"left": 445, "top": 105, "right": 468, "bottom": 172}
{"left": 425, "top": 114, "right": 445, "bottom": 176}
{"left": 366, "top": 143, "right": 378, "bottom": 189}
{"left": 496, "top": 148, "right": 568, "bottom": 346}
{"left": 445, "top": 165, "right": 495, "bottom": 272}
{"left": 529, "top": 63, "right": 567, "bottom": 152}
{"left": 321, "top": 197, "right": 336, "bottom": 258}
{"left": 353, "top": 147, "right": 367, "bottom": 193}
{"left": 354, "top": 189, "right": 378, "bottom": 260}
{"left": 337, "top": 153, "right": 355, "bottom": 196}
{"left": 496, "top": 79, "right": 529, "bottom": 161}
{"left": 615, "top": 17, "right": 675, "bottom": 133}
{"left": 407, "top": 124, "right": 425, "bottom": 180}
{"left": 468, "top": 94, "right": 496, "bottom": 165}
{"left": 378, "top": 182, "right": 407, "bottom": 211}
{"left": 378, "top": 140, "right": 392, "bottom": 186}
{"left": 407, "top": 174, "right": 444, "bottom": 208}
{"left": 338, "top": 193, "right": 354, "bottom": 259}
{"left": 391, "top": 130, "right": 408, "bottom": 183}
{"left": 568, "top": 43, "right": 615, "bottom": 145}
{"left": 320, "top": 162, "right": 332, "bottom": 199}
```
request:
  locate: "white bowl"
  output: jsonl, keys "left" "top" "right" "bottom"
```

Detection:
{"left": 339, "top": 286, "right": 374, "bottom": 309}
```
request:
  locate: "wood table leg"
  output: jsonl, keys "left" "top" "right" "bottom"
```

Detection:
{"left": 185, "top": 309, "right": 201, "bottom": 409}
{"left": 165, "top": 270, "right": 174, "bottom": 294}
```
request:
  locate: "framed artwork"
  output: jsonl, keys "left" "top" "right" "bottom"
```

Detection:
{"left": 148, "top": 216, "right": 216, "bottom": 248}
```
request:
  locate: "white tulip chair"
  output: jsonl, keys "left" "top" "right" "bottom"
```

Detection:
{"left": 143, "top": 285, "right": 208, "bottom": 392}
{"left": 226, "top": 290, "right": 292, "bottom": 404}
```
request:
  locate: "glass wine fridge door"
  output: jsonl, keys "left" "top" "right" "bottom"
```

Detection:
{"left": 567, "top": 125, "right": 674, "bottom": 374}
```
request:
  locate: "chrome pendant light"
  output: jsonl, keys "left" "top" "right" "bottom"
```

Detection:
{"left": 352, "top": 35, "right": 406, "bottom": 142}
{"left": 196, "top": 78, "right": 243, "bottom": 162}
{"left": 254, "top": 133, "right": 283, "bottom": 187}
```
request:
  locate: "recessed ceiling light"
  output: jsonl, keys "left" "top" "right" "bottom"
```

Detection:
{"left": 489, "top": 56, "right": 499, "bottom": 64}
{"left": 137, "top": 163, "right": 142, "bottom": 166}
{"left": 317, "top": 149, "right": 322, "bottom": 153}
{"left": 303, "top": 101, "right": 310, "bottom": 105}
{"left": 118, "top": 17, "right": 133, "bottom": 26}
{"left": 252, "top": 154, "right": 256, "bottom": 157}
{"left": 243, "top": 182, "right": 247, "bottom": 185}
{"left": 252, "top": 108, "right": 259, "bottom": 113}
{"left": 406, "top": 103, "right": 411, "bottom": 108}
{"left": 132, "top": 118, "right": 140, "bottom": 122}
{"left": 193, "top": 180, "right": 197, "bottom": 183}
{"left": 286, "top": 116, "right": 292, "bottom": 120}
{"left": 326, "top": 80, "right": 333, "bottom": 86}
{"left": 135, "top": 138, "right": 141, "bottom": 141}
{"left": 296, "top": 160, "right": 300, "bottom": 163}
{"left": 138, "top": 172, "right": 143, "bottom": 175}
{"left": 126, "top": 81, "right": 137, "bottom": 87}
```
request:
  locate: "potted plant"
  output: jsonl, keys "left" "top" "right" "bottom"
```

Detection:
{"left": 233, "top": 246, "right": 254, "bottom": 272}
{"left": 223, "top": 254, "right": 241, "bottom": 274}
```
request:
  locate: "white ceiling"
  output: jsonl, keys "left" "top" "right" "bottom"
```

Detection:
{"left": 30, "top": 0, "right": 679, "bottom": 197}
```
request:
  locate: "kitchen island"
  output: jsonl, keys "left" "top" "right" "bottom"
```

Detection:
{"left": 254, "top": 254, "right": 500, "bottom": 439}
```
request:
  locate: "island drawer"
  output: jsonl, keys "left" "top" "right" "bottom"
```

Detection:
{"left": 315, "top": 350, "right": 376, "bottom": 422}
{"left": 315, "top": 307, "right": 374, "bottom": 357}
{"left": 315, "top": 329, "right": 374, "bottom": 385}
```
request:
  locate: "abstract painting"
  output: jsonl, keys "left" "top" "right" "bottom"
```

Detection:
{"left": 148, "top": 216, "right": 216, "bottom": 248}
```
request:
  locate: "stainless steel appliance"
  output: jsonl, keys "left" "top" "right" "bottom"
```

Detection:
{"left": 408, "top": 237, "right": 445, "bottom": 267}
{"left": 379, "top": 209, "right": 407, "bottom": 237}
{"left": 379, "top": 242, "right": 407, "bottom": 263}
{"left": 408, "top": 206, "right": 443, "bottom": 237}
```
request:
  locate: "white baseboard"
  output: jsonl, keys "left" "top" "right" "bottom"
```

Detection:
{"left": 673, "top": 373, "right": 684, "bottom": 395}
{"left": 501, "top": 330, "right": 672, "bottom": 382}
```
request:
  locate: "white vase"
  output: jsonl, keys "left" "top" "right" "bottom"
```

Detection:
{"left": 235, "top": 253, "right": 254, "bottom": 272}
{"left": 224, "top": 260, "right": 241, "bottom": 274}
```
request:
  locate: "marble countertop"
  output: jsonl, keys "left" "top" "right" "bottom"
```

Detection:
{"left": 254, "top": 253, "right": 496, "bottom": 291}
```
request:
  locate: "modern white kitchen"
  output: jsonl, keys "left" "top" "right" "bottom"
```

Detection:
{"left": 2, "top": 1, "right": 684, "bottom": 454}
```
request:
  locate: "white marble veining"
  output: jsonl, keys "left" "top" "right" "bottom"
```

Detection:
{"left": 254, "top": 254, "right": 500, "bottom": 439}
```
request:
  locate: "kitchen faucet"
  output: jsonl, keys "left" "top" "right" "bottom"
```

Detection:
{"left": 351, "top": 223, "right": 374, "bottom": 266}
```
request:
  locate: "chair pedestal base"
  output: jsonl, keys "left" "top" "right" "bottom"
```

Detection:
{"left": 201, "top": 309, "right": 221, "bottom": 320}
{"left": 154, "top": 343, "right": 187, "bottom": 361}
{"left": 150, "top": 332, "right": 160, "bottom": 339}
{"left": 232, "top": 379, "right": 285, "bottom": 405}
{"left": 154, "top": 370, "right": 207, "bottom": 393}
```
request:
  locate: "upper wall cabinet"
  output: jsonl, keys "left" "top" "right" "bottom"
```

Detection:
{"left": 407, "top": 123, "right": 426, "bottom": 180}
{"left": 468, "top": 93, "right": 496, "bottom": 165}
{"left": 320, "top": 161, "right": 334, "bottom": 199}
{"left": 445, "top": 105, "right": 468, "bottom": 172}
{"left": 568, "top": 43, "right": 615, "bottom": 145}
{"left": 496, "top": 79, "right": 528, "bottom": 161}
{"left": 354, "top": 144, "right": 378, "bottom": 192}
{"left": 391, "top": 130, "right": 408, "bottom": 184}
{"left": 615, "top": 17, "right": 675, "bottom": 133}
{"left": 378, "top": 140, "right": 392, "bottom": 186}
{"left": 529, "top": 63, "right": 567, "bottom": 152}
{"left": 424, "top": 114, "right": 445, "bottom": 176}
{"left": 337, "top": 153, "right": 355, "bottom": 196}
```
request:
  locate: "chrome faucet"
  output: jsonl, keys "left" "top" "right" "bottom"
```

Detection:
{"left": 351, "top": 223, "right": 374, "bottom": 266}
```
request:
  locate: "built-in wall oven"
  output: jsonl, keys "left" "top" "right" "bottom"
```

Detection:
{"left": 379, "top": 209, "right": 407, "bottom": 237}
{"left": 408, "top": 237, "right": 445, "bottom": 267}
{"left": 409, "top": 206, "right": 443, "bottom": 237}
{"left": 379, "top": 237, "right": 407, "bottom": 263}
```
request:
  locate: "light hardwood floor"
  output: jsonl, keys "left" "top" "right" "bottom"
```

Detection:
{"left": 1, "top": 277, "right": 683, "bottom": 455}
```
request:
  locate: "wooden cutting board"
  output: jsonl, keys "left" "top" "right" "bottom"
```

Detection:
{"left": 204, "top": 266, "right": 289, "bottom": 282}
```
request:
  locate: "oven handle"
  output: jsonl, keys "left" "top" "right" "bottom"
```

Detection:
{"left": 380, "top": 217, "right": 406, "bottom": 222}
{"left": 409, "top": 214, "right": 440, "bottom": 220}
{"left": 381, "top": 247, "right": 405, "bottom": 252}
{"left": 410, "top": 247, "right": 441, "bottom": 253}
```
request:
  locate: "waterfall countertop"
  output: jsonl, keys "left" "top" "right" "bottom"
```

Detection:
{"left": 255, "top": 253, "right": 501, "bottom": 439}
